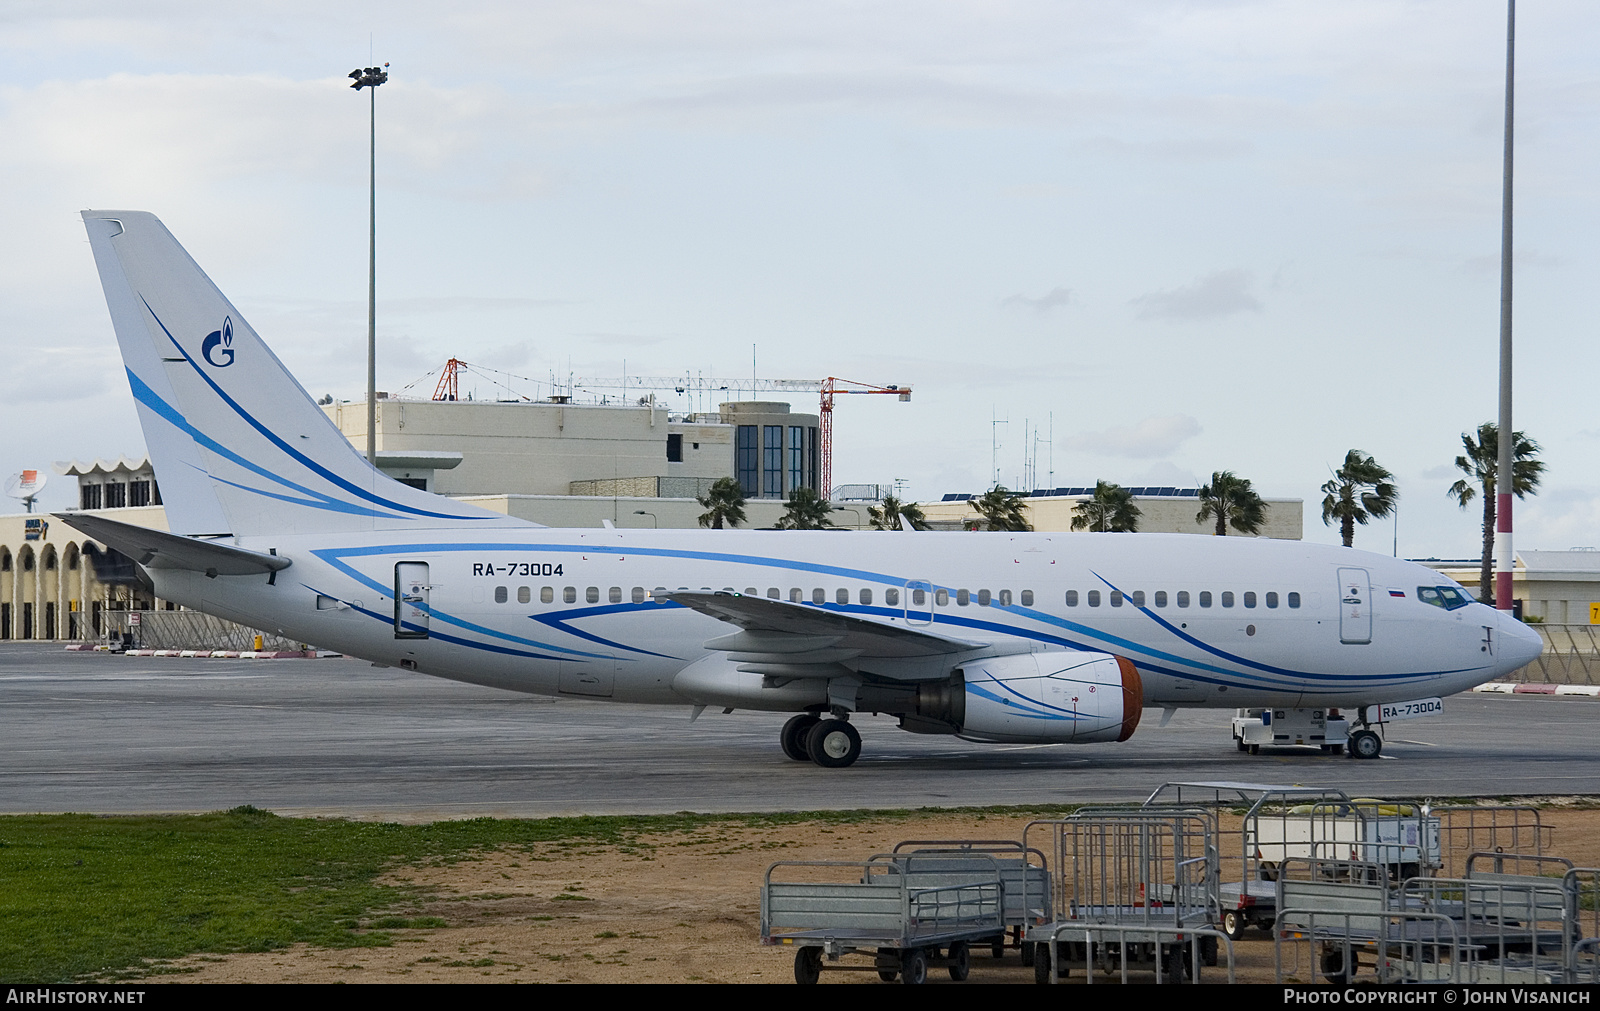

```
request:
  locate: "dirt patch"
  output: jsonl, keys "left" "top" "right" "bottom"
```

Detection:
{"left": 140, "top": 806, "right": 1600, "bottom": 984}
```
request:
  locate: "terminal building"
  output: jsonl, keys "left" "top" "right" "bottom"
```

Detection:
{"left": 919, "top": 486, "right": 1305, "bottom": 539}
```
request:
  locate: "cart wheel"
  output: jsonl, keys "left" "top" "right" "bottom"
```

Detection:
{"left": 794, "top": 945, "right": 823, "bottom": 985}
{"left": 1019, "top": 940, "right": 1035, "bottom": 967}
{"left": 1162, "top": 944, "right": 1188, "bottom": 984}
{"left": 780, "top": 714, "right": 821, "bottom": 761}
{"left": 990, "top": 937, "right": 1005, "bottom": 960}
{"left": 1201, "top": 934, "right": 1219, "bottom": 967}
{"left": 878, "top": 970, "right": 897, "bottom": 982}
{"left": 1321, "top": 946, "right": 1354, "bottom": 985}
{"left": 900, "top": 947, "right": 927, "bottom": 985}
{"left": 1033, "top": 945, "right": 1053, "bottom": 984}
{"left": 1222, "top": 909, "right": 1245, "bottom": 940}
{"left": 947, "top": 940, "right": 971, "bottom": 981}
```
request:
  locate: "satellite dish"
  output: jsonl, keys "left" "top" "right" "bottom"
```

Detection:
{"left": 4, "top": 470, "right": 47, "bottom": 513}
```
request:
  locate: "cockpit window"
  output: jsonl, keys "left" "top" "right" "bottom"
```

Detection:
{"left": 1418, "top": 586, "right": 1473, "bottom": 611}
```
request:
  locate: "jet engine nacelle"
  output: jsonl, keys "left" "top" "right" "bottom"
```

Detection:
{"left": 954, "top": 651, "right": 1143, "bottom": 744}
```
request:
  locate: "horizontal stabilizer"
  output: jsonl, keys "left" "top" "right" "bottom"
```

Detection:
{"left": 56, "top": 512, "right": 290, "bottom": 576}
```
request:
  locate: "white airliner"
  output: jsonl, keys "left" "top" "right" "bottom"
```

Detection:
{"left": 63, "top": 210, "right": 1542, "bottom": 768}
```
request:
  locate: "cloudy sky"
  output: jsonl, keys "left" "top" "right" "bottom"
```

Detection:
{"left": 2, "top": 1, "right": 1596, "bottom": 557}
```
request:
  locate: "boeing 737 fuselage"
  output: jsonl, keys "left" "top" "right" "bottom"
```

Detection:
{"left": 62, "top": 210, "right": 1543, "bottom": 768}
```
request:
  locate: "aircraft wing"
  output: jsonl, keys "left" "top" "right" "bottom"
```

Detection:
{"left": 56, "top": 512, "right": 290, "bottom": 576}
{"left": 658, "top": 590, "right": 980, "bottom": 679}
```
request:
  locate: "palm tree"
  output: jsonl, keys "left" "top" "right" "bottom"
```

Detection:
{"left": 1448, "top": 422, "right": 1545, "bottom": 604}
{"left": 966, "top": 485, "right": 1032, "bottom": 532}
{"left": 1196, "top": 471, "right": 1268, "bottom": 536}
{"left": 868, "top": 495, "right": 927, "bottom": 531}
{"left": 775, "top": 487, "right": 836, "bottom": 530}
{"left": 696, "top": 476, "right": 746, "bottom": 529}
{"left": 1070, "top": 481, "right": 1141, "bottom": 532}
{"left": 1320, "top": 450, "right": 1397, "bottom": 548}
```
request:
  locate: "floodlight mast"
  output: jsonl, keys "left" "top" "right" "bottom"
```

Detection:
{"left": 1495, "top": 3, "right": 1515, "bottom": 611}
{"left": 349, "top": 64, "right": 389, "bottom": 466}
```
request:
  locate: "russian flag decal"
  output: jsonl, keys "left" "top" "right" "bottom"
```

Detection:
{"left": 1389, "top": 589, "right": 1406, "bottom": 598}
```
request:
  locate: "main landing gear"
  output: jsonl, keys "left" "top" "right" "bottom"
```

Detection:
{"left": 781, "top": 713, "right": 863, "bottom": 768}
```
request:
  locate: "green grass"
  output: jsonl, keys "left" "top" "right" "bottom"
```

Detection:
{"left": 0, "top": 803, "right": 1078, "bottom": 982}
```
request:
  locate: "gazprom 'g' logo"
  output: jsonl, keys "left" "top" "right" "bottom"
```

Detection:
{"left": 201, "top": 317, "right": 235, "bottom": 368}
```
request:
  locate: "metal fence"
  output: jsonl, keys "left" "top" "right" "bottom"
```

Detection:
{"left": 1511, "top": 624, "right": 1600, "bottom": 684}
{"left": 98, "top": 610, "right": 309, "bottom": 652}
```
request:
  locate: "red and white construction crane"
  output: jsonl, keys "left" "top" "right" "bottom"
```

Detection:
{"left": 425, "top": 360, "right": 910, "bottom": 499}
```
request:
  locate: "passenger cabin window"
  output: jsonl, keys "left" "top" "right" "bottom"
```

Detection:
{"left": 1266, "top": 592, "right": 1279, "bottom": 608}
{"left": 767, "top": 588, "right": 780, "bottom": 599}
{"left": 791, "top": 588, "right": 803, "bottom": 603}
{"left": 1021, "top": 590, "right": 1033, "bottom": 606}
{"left": 977, "top": 589, "right": 991, "bottom": 606}
{"left": 586, "top": 587, "right": 600, "bottom": 604}
{"left": 998, "top": 589, "right": 1012, "bottom": 606}
{"left": 564, "top": 587, "right": 577, "bottom": 604}
{"left": 1199, "top": 591, "right": 1213, "bottom": 608}
{"left": 1154, "top": 591, "right": 1168, "bottom": 608}
{"left": 517, "top": 586, "right": 531, "bottom": 604}
{"left": 860, "top": 589, "right": 873, "bottom": 605}
{"left": 1177, "top": 591, "right": 1190, "bottom": 608}
{"left": 1221, "top": 592, "right": 1235, "bottom": 608}
{"left": 1109, "top": 590, "right": 1123, "bottom": 607}
{"left": 494, "top": 586, "right": 508, "bottom": 604}
{"left": 745, "top": 587, "right": 758, "bottom": 596}
{"left": 1066, "top": 590, "right": 1079, "bottom": 606}
{"left": 610, "top": 587, "right": 622, "bottom": 604}
{"left": 886, "top": 588, "right": 899, "bottom": 606}
{"left": 1131, "top": 590, "right": 1145, "bottom": 607}
{"left": 836, "top": 588, "right": 849, "bottom": 605}
{"left": 1244, "top": 591, "right": 1257, "bottom": 608}
{"left": 632, "top": 587, "right": 646, "bottom": 603}
{"left": 1288, "top": 592, "right": 1301, "bottom": 609}
{"left": 541, "top": 586, "right": 554, "bottom": 604}
{"left": 911, "top": 589, "right": 925, "bottom": 606}
{"left": 1087, "top": 590, "right": 1101, "bottom": 607}
{"left": 956, "top": 589, "right": 970, "bottom": 606}
{"left": 812, "top": 588, "right": 825, "bottom": 605}
{"left": 935, "top": 589, "right": 950, "bottom": 606}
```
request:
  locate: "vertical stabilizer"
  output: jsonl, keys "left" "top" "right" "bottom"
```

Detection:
{"left": 81, "top": 210, "right": 529, "bottom": 536}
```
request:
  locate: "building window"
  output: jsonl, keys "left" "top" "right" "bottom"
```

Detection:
{"left": 763, "top": 426, "right": 783, "bottom": 497}
{"left": 789, "top": 426, "right": 804, "bottom": 491}
{"left": 808, "top": 427, "right": 819, "bottom": 490}
{"left": 104, "top": 483, "right": 126, "bottom": 508}
{"left": 129, "top": 479, "right": 151, "bottom": 506}
{"left": 667, "top": 433, "right": 683, "bottom": 463}
{"left": 81, "top": 484, "right": 102, "bottom": 510}
{"left": 736, "top": 426, "right": 759, "bottom": 497}
{"left": 395, "top": 477, "right": 426, "bottom": 491}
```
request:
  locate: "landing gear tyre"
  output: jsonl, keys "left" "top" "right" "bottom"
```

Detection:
{"left": 1247, "top": 743, "right": 1260, "bottom": 755}
{"left": 781, "top": 714, "right": 821, "bottom": 761}
{"left": 795, "top": 945, "right": 822, "bottom": 984}
{"left": 1349, "top": 729, "right": 1382, "bottom": 760}
{"left": 1222, "top": 909, "right": 1246, "bottom": 940}
{"left": 806, "top": 719, "right": 862, "bottom": 768}
{"left": 1236, "top": 736, "right": 1248, "bottom": 752}
{"left": 900, "top": 947, "right": 927, "bottom": 985}
{"left": 947, "top": 940, "right": 971, "bottom": 981}
{"left": 1330, "top": 743, "right": 1345, "bottom": 755}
